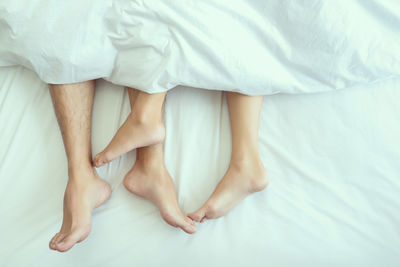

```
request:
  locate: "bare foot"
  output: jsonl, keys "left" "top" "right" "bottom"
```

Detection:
{"left": 188, "top": 160, "right": 268, "bottom": 222}
{"left": 123, "top": 160, "right": 196, "bottom": 234}
{"left": 93, "top": 113, "right": 165, "bottom": 167}
{"left": 49, "top": 167, "right": 111, "bottom": 252}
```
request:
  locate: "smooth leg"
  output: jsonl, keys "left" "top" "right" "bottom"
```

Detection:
{"left": 189, "top": 92, "right": 268, "bottom": 222}
{"left": 93, "top": 91, "right": 166, "bottom": 167}
{"left": 122, "top": 88, "right": 196, "bottom": 234}
{"left": 48, "top": 81, "right": 111, "bottom": 252}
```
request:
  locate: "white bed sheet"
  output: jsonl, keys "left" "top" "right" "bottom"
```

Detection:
{"left": 0, "top": 66, "right": 400, "bottom": 266}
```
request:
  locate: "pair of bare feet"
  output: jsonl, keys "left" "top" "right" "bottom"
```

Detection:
{"left": 49, "top": 113, "right": 268, "bottom": 252}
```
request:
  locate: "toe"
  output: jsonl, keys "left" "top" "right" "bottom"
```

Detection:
{"left": 55, "top": 230, "right": 84, "bottom": 252}
{"left": 185, "top": 216, "right": 195, "bottom": 226}
{"left": 101, "top": 151, "right": 113, "bottom": 165}
{"left": 188, "top": 208, "right": 206, "bottom": 222}
{"left": 50, "top": 233, "right": 66, "bottom": 250}
{"left": 181, "top": 223, "right": 197, "bottom": 234}
{"left": 54, "top": 233, "right": 66, "bottom": 246}
{"left": 49, "top": 233, "right": 60, "bottom": 249}
{"left": 179, "top": 217, "right": 197, "bottom": 234}
{"left": 93, "top": 153, "right": 105, "bottom": 167}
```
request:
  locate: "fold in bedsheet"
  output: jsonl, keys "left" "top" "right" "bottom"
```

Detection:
{"left": 1, "top": 0, "right": 400, "bottom": 94}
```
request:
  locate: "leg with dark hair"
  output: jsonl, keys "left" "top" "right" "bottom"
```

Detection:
{"left": 48, "top": 81, "right": 111, "bottom": 252}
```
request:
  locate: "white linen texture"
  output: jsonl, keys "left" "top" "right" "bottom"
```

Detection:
{"left": 1, "top": 0, "right": 399, "bottom": 94}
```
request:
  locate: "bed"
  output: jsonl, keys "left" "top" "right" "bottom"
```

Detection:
{"left": 1, "top": 0, "right": 400, "bottom": 265}
{"left": 0, "top": 65, "right": 399, "bottom": 266}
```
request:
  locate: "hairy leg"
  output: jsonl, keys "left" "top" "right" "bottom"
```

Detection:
{"left": 189, "top": 92, "right": 268, "bottom": 222}
{"left": 93, "top": 90, "right": 166, "bottom": 167}
{"left": 48, "top": 81, "right": 111, "bottom": 252}
{"left": 123, "top": 88, "right": 196, "bottom": 234}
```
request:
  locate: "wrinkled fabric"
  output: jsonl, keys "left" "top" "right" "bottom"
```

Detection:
{"left": 1, "top": 66, "right": 400, "bottom": 266}
{"left": 1, "top": 0, "right": 399, "bottom": 95}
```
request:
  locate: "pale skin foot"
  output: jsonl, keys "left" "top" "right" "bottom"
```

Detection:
{"left": 188, "top": 160, "right": 268, "bottom": 222}
{"left": 93, "top": 113, "right": 165, "bottom": 167}
{"left": 123, "top": 159, "right": 196, "bottom": 234}
{"left": 121, "top": 89, "right": 195, "bottom": 234}
{"left": 188, "top": 92, "right": 267, "bottom": 222}
{"left": 49, "top": 167, "right": 111, "bottom": 252}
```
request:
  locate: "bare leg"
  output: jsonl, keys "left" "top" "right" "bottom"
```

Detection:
{"left": 189, "top": 92, "right": 268, "bottom": 222}
{"left": 48, "top": 81, "right": 111, "bottom": 252}
{"left": 122, "top": 88, "right": 196, "bottom": 234}
{"left": 93, "top": 91, "right": 166, "bottom": 167}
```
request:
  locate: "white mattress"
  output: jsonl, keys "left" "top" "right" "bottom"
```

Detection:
{"left": 0, "top": 65, "right": 399, "bottom": 266}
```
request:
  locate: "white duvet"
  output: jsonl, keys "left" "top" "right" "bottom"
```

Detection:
{"left": 1, "top": 0, "right": 400, "bottom": 95}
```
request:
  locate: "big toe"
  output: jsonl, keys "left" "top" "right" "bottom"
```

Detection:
{"left": 179, "top": 217, "right": 197, "bottom": 234}
{"left": 55, "top": 230, "right": 86, "bottom": 252}
{"left": 93, "top": 152, "right": 110, "bottom": 167}
{"left": 49, "top": 233, "right": 64, "bottom": 250}
{"left": 188, "top": 208, "right": 206, "bottom": 223}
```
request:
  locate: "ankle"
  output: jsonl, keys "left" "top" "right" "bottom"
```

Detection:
{"left": 68, "top": 163, "right": 95, "bottom": 179}
{"left": 135, "top": 156, "right": 165, "bottom": 172}
{"left": 229, "top": 154, "right": 264, "bottom": 171}
{"left": 130, "top": 108, "right": 163, "bottom": 125}
{"left": 67, "top": 155, "right": 92, "bottom": 169}
{"left": 230, "top": 149, "right": 262, "bottom": 165}
{"left": 229, "top": 156, "right": 269, "bottom": 192}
